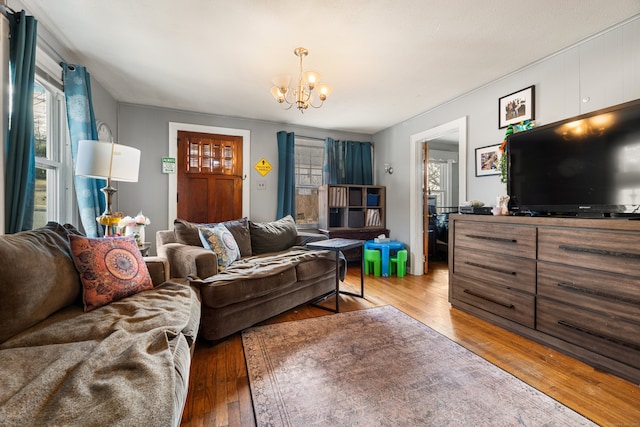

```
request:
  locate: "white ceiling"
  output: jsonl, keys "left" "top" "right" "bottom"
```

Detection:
{"left": 11, "top": 0, "right": 640, "bottom": 134}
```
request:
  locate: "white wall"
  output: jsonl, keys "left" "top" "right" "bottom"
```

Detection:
{"left": 373, "top": 17, "right": 640, "bottom": 257}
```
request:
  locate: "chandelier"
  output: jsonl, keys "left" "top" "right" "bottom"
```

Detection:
{"left": 270, "top": 47, "right": 332, "bottom": 112}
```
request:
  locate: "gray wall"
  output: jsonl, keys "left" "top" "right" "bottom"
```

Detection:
{"left": 373, "top": 17, "right": 640, "bottom": 251}
{"left": 114, "top": 104, "right": 369, "bottom": 254}
{"left": 91, "top": 80, "right": 118, "bottom": 143}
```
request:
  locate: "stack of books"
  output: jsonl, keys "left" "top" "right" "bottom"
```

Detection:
{"left": 366, "top": 209, "right": 382, "bottom": 226}
{"left": 329, "top": 187, "right": 347, "bottom": 206}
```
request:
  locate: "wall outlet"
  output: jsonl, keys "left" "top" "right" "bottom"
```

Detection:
{"left": 257, "top": 180, "right": 266, "bottom": 190}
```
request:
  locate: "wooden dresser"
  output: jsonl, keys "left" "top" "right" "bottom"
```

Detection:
{"left": 448, "top": 214, "right": 640, "bottom": 383}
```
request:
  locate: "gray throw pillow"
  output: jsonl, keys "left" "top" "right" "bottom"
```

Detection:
{"left": 0, "top": 222, "right": 82, "bottom": 343}
{"left": 174, "top": 218, "right": 252, "bottom": 257}
{"left": 249, "top": 215, "right": 298, "bottom": 255}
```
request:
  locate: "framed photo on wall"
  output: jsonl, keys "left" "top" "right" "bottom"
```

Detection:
{"left": 475, "top": 144, "right": 502, "bottom": 177}
{"left": 499, "top": 85, "right": 535, "bottom": 128}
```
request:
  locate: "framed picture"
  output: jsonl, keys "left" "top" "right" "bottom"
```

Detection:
{"left": 475, "top": 144, "right": 502, "bottom": 177}
{"left": 498, "top": 85, "right": 535, "bottom": 129}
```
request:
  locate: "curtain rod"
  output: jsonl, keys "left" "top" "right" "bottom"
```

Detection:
{"left": 0, "top": 3, "right": 17, "bottom": 18}
{"left": 296, "top": 135, "right": 325, "bottom": 142}
{"left": 297, "top": 135, "right": 376, "bottom": 148}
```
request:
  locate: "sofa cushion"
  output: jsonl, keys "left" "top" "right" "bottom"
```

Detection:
{"left": 197, "top": 252, "right": 299, "bottom": 308}
{"left": 249, "top": 215, "right": 298, "bottom": 255}
{"left": 0, "top": 222, "right": 82, "bottom": 343}
{"left": 174, "top": 217, "right": 252, "bottom": 257}
{"left": 194, "top": 247, "right": 337, "bottom": 308}
{"left": 198, "top": 224, "right": 240, "bottom": 268}
{"left": 69, "top": 235, "right": 153, "bottom": 312}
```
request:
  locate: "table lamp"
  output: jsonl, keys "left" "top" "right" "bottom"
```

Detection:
{"left": 75, "top": 140, "right": 141, "bottom": 236}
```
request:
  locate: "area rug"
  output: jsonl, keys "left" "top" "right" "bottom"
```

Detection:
{"left": 242, "top": 305, "right": 596, "bottom": 426}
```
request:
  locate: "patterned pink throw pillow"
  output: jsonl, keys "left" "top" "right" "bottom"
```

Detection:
{"left": 69, "top": 235, "right": 153, "bottom": 311}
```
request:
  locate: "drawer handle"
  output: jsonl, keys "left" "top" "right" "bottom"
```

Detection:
{"left": 464, "top": 261, "right": 517, "bottom": 276}
{"left": 463, "top": 289, "right": 515, "bottom": 309}
{"left": 557, "top": 282, "right": 640, "bottom": 306}
{"left": 557, "top": 320, "right": 640, "bottom": 351}
{"left": 466, "top": 234, "right": 517, "bottom": 244}
{"left": 558, "top": 245, "right": 640, "bottom": 260}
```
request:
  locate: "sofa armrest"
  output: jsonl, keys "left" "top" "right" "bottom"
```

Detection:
{"left": 295, "top": 231, "right": 328, "bottom": 246}
{"left": 144, "top": 256, "right": 170, "bottom": 286}
{"left": 159, "top": 242, "right": 218, "bottom": 280}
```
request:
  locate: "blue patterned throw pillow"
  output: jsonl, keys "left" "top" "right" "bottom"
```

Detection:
{"left": 198, "top": 224, "right": 240, "bottom": 268}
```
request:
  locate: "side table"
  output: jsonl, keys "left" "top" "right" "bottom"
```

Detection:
{"left": 306, "top": 238, "right": 365, "bottom": 313}
{"left": 318, "top": 228, "right": 389, "bottom": 263}
{"left": 139, "top": 242, "right": 151, "bottom": 257}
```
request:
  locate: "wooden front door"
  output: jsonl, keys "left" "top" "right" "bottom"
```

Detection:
{"left": 177, "top": 131, "right": 243, "bottom": 223}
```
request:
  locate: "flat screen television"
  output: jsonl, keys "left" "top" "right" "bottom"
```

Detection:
{"left": 507, "top": 98, "right": 640, "bottom": 217}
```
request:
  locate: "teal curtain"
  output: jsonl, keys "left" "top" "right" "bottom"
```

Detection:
{"left": 276, "top": 131, "right": 295, "bottom": 219}
{"left": 323, "top": 138, "right": 373, "bottom": 185}
{"left": 5, "top": 10, "right": 37, "bottom": 233}
{"left": 62, "top": 63, "right": 105, "bottom": 237}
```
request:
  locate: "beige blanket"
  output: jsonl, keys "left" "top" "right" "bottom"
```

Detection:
{"left": 0, "top": 281, "right": 198, "bottom": 427}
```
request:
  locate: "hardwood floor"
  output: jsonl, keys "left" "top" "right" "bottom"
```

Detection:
{"left": 180, "top": 261, "right": 640, "bottom": 426}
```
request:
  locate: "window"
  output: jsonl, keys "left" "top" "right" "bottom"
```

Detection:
{"left": 427, "top": 160, "right": 452, "bottom": 210}
{"left": 295, "top": 138, "right": 324, "bottom": 228}
{"left": 33, "top": 77, "right": 72, "bottom": 228}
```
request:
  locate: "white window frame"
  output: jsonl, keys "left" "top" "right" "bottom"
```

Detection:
{"left": 33, "top": 50, "right": 76, "bottom": 227}
{"left": 294, "top": 137, "right": 324, "bottom": 229}
{"left": 428, "top": 159, "right": 454, "bottom": 212}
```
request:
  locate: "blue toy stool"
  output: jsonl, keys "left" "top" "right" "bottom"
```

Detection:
{"left": 390, "top": 249, "right": 408, "bottom": 277}
{"left": 364, "top": 249, "right": 382, "bottom": 277}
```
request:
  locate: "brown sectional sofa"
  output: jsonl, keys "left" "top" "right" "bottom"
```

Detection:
{"left": 157, "top": 216, "right": 342, "bottom": 341}
{"left": 0, "top": 222, "right": 200, "bottom": 426}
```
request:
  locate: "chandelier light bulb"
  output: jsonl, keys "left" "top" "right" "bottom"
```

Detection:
{"left": 316, "top": 84, "right": 332, "bottom": 101}
{"left": 303, "top": 71, "right": 320, "bottom": 89}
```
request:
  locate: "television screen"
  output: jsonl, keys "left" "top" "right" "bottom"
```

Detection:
{"left": 507, "top": 99, "right": 640, "bottom": 216}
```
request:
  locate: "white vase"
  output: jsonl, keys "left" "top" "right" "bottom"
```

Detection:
{"left": 125, "top": 224, "right": 145, "bottom": 246}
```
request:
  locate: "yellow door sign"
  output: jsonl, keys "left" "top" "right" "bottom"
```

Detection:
{"left": 254, "top": 158, "right": 272, "bottom": 176}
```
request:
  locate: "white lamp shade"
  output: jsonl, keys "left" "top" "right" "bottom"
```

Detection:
{"left": 271, "top": 73, "right": 291, "bottom": 90}
{"left": 270, "top": 86, "right": 285, "bottom": 101}
{"left": 316, "top": 83, "right": 333, "bottom": 98}
{"left": 76, "top": 140, "right": 141, "bottom": 182}
{"left": 302, "top": 70, "right": 320, "bottom": 88}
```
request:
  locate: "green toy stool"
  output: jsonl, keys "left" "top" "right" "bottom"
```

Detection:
{"left": 390, "top": 249, "right": 408, "bottom": 277}
{"left": 364, "top": 249, "right": 382, "bottom": 277}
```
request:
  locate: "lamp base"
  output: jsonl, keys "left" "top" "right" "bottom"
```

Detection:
{"left": 97, "top": 213, "right": 122, "bottom": 236}
{"left": 98, "top": 184, "right": 121, "bottom": 236}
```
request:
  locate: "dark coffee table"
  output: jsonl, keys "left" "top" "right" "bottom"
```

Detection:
{"left": 306, "top": 238, "right": 365, "bottom": 312}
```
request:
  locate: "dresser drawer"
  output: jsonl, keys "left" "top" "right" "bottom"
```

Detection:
{"left": 454, "top": 221, "right": 536, "bottom": 259}
{"left": 538, "top": 262, "right": 640, "bottom": 322}
{"left": 538, "top": 227, "right": 640, "bottom": 277}
{"left": 451, "top": 275, "right": 535, "bottom": 328}
{"left": 537, "top": 297, "right": 640, "bottom": 369}
{"left": 453, "top": 247, "right": 536, "bottom": 293}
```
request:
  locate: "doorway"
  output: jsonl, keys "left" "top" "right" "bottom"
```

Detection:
{"left": 168, "top": 123, "right": 251, "bottom": 229}
{"left": 409, "top": 117, "right": 467, "bottom": 275}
